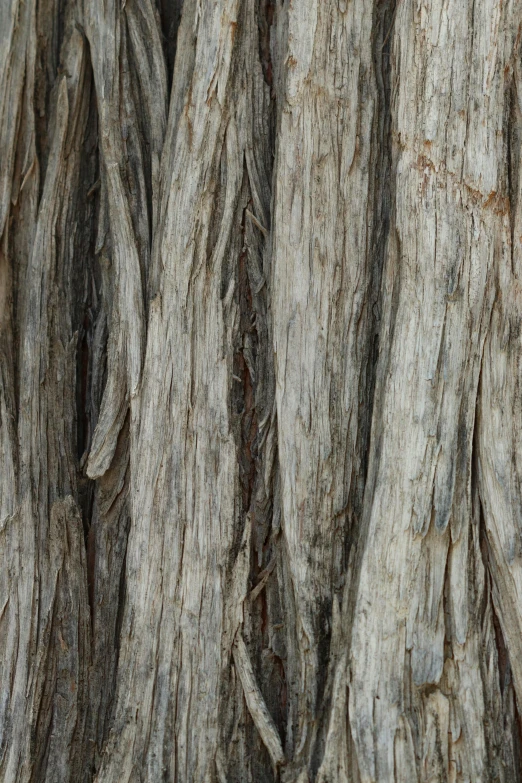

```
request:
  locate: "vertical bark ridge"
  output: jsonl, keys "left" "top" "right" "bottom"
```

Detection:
{"left": 316, "top": 5, "right": 397, "bottom": 781}
{"left": 270, "top": 0, "right": 378, "bottom": 776}
{"left": 348, "top": 1, "right": 522, "bottom": 780}
{"left": 0, "top": 0, "right": 28, "bottom": 533}
{"left": 84, "top": 0, "right": 167, "bottom": 480}
{"left": 0, "top": 12, "right": 93, "bottom": 780}
{"left": 0, "top": 0, "right": 35, "bottom": 237}
{"left": 478, "top": 42, "right": 522, "bottom": 734}
{"left": 93, "top": 2, "right": 273, "bottom": 780}
{"left": 82, "top": 0, "right": 167, "bottom": 769}
{"left": 0, "top": 0, "right": 39, "bottom": 772}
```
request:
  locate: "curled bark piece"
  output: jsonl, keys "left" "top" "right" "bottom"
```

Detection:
{"left": 232, "top": 632, "right": 285, "bottom": 769}
{"left": 249, "top": 556, "right": 276, "bottom": 602}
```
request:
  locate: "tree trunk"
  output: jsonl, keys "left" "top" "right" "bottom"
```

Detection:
{"left": 1, "top": 0, "right": 522, "bottom": 781}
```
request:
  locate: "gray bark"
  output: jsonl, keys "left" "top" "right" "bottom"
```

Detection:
{"left": 1, "top": 0, "right": 522, "bottom": 781}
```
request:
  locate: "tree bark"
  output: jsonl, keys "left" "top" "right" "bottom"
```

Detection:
{"left": 1, "top": 0, "right": 522, "bottom": 781}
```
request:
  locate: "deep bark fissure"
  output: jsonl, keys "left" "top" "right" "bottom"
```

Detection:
{"left": 258, "top": 0, "right": 275, "bottom": 92}
{"left": 507, "top": 64, "right": 522, "bottom": 261}
{"left": 234, "top": 208, "right": 259, "bottom": 516}
{"left": 225, "top": 4, "right": 288, "bottom": 772}
{"left": 157, "top": 0, "right": 183, "bottom": 90}
{"left": 227, "top": 5, "right": 296, "bottom": 778}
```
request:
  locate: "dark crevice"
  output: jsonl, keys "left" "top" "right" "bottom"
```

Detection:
{"left": 76, "top": 310, "right": 91, "bottom": 463}
{"left": 507, "top": 58, "right": 522, "bottom": 268}
{"left": 226, "top": 181, "right": 277, "bottom": 780}
{"left": 366, "top": 0, "right": 397, "bottom": 429}
{"left": 490, "top": 591, "right": 510, "bottom": 694}
{"left": 113, "top": 536, "right": 129, "bottom": 682}
{"left": 258, "top": 0, "right": 275, "bottom": 92}
{"left": 340, "top": 0, "right": 397, "bottom": 567}
{"left": 156, "top": 0, "right": 183, "bottom": 91}
{"left": 74, "top": 75, "right": 100, "bottom": 553}
{"left": 340, "top": 0, "right": 397, "bottom": 566}
{"left": 234, "top": 223, "right": 259, "bottom": 515}
{"left": 245, "top": 0, "right": 289, "bottom": 773}
{"left": 223, "top": 2, "right": 283, "bottom": 777}
{"left": 337, "top": 0, "right": 397, "bottom": 629}
{"left": 34, "top": 0, "right": 68, "bottom": 194}
{"left": 86, "top": 515, "right": 96, "bottom": 632}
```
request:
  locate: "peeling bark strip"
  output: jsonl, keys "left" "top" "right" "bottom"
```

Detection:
{"left": 2, "top": 0, "right": 522, "bottom": 781}
{"left": 233, "top": 633, "right": 285, "bottom": 769}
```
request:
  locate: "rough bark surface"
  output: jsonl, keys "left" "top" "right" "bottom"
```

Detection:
{"left": 1, "top": 0, "right": 522, "bottom": 781}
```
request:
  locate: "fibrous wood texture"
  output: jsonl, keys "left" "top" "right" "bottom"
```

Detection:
{"left": 1, "top": 0, "right": 522, "bottom": 781}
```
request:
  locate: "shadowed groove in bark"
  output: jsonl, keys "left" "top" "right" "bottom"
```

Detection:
{"left": 233, "top": 210, "right": 258, "bottom": 516}
{"left": 336, "top": 0, "right": 397, "bottom": 577}
{"left": 157, "top": 0, "right": 183, "bottom": 90}
{"left": 507, "top": 58, "right": 522, "bottom": 250}
{"left": 217, "top": 3, "right": 288, "bottom": 779}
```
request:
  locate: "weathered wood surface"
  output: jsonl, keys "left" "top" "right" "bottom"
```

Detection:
{"left": 1, "top": 0, "right": 522, "bottom": 781}
{"left": 347, "top": 1, "right": 522, "bottom": 780}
